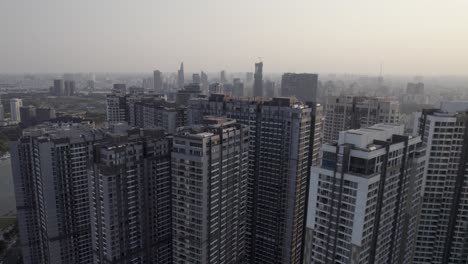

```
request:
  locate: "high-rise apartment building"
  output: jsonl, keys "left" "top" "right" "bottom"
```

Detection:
{"left": 12, "top": 123, "right": 174, "bottom": 264}
{"left": 154, "top": 70, "right": 163, "bottom": 91}
{"left": 132, "top": 99, "right": 186, "bottom": 133}
{"left": 11, "top": 123, "right": 105, "bottom": 264}
{"left": 106, "top": 94, "right": 128, "bottom": 123}
{"left": 323, "top": 95, "right": 400, "bottom": 143}
{"left": 281, "top": 73, "right": 318, "bottom": 103}
{"left": 413, "top": 101, "right": 468, "bottom": 264}
{"left": 90, "top": 126, "right": 172, "bottom": 263}
{"left": 10, "top": 98, "right": 22, "bottom": 122}
{"left": 305, "top": 124, "right": 425, "bottom": 264}
{"left": 253, "top": 62, "right": 263, "bottom": 97}
{"left": 172, "top": 117, "right": 249, "bottom": 264}
{"left": 188, "top": 95, "right": 314, "bottom": 264}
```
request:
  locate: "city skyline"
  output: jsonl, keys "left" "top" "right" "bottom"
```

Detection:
{"left": 1, "top": 0, "right": 468, "bottom": 75}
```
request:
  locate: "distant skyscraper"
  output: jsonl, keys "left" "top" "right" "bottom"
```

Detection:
{"left": 177, "top": 62, "right": 184, "bottom": 88}
{"left": 53, "top": 79, "right": 64, "bottom": 96}
{"left": 0, "top": 95, "right": 4, "bottom": 121}
{"left": 208, "top": 83, "right": 223, "bottom": 94}
{"left": 246, "top": 72, "right": 254, "bottom": 83}
{"left": 220, "top": 70, "right": 227, "bottom": 83}
{"left": 253, "top": 62, "right": 263, "bottom": 97}
{"left": 323, "top": 95, "right": 400, "bottom": 143}
{"left": 188, "top": 95, "right": 314, "bottom": 264}
{"left": 413, "top": 101, "right": 468, "bottom": 264}
{"left": 305, "top": 124, "right": 425, "bottom": 264}
{"left": 11, "top": 123, "right": 104, "bottom": 264}
{"left": 153, "top": 70, "right": 163, "bottom": 91}
{"left": 112, "top": 83, "right": 126, "bottom": 96}
{"left": 264, "top": 80, "right": 275, "bottom": 98}
{"left": 172, "top": 117, "right": 249, "bottom": 264}
{"left": 233, "top": 78, "right": 244, "bottom": 97}
{"left": 192, "top": 73, "right": 201, "bottom": 84}
{"left": 90, "top": 126, "right": 172, "bottom": 263}
{"left": 64, "top": 80, "right": 76, "bottom": 96}
{"left": 19, "top": 105, "right": 36, "bottom": 127}
{"left": 281, "top": 73, "right": 318, "bottom": 103}
{"left": 175, "top": 83, "right": 202, "bottom": 106}
{"left": 200, "top": 71, "right": 208, "bottom": 86}
{"left": 36, "top": 107, "right": 56, "bottom": 123}
{"left": 10, "top": 98, "right": 22, "bottom": 122}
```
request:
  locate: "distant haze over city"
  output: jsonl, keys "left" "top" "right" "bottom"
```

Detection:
{"left": 1, "top": 0, "right": 468, "bottom": 75}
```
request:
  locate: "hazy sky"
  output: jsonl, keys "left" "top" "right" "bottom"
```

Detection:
{"left": 1, "top": 0, "right": 468, "bottom": 75}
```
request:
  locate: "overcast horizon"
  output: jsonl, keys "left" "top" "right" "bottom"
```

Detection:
{"left": 1, "top": 0, "right": 468, "bottom": 76}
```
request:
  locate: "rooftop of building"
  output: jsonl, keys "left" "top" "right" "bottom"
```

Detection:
{"left": 176, "top": 116, "right": 244, "bottom": 139}
{"left": 337, "top": 123, "right": 407, "bottom": 150}
{"left": 193, "top": 94, "right": 309, "bottom": 109}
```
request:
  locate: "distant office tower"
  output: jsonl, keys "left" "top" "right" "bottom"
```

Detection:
{"left": 133, "top": 99, "right": 186, "bottom": 133}
{"left": 233, "top": 78, "right": 244, "bottom": 97}
{"left": 53, "top": 79, "right": 64, "bottom": 96}
{"left": 405, "top": 82, "right": 428, "bottom": 104}
{"left": 11, "top": 124, "right": 104, "bottom": 264}
{"left": 200, "top": 71, "right": 209, "bottom": 86}
{"left": 87, "top": 79, "right": 95, "bottom": 90}
{"left": 220, "top": 70, "right": 227, "bottom": 83}
{"left": 19, "top": 105, "right": 36, "bottom": 127}
{"left": 305, "top": 124, "right": 425, "bottom": 264}
{"left": 177, "top": 62, "right": 185, "bottom": 88}
{"left": 172, "top": 117, "right": 249, "bottom": 264}
{"left": 264, "top": 80, "right": 275, "bottom": 98}
{"left": 413, "top": 101, "right": 468, "bottom": 264}
{"left": 64, "top": 80, "right": 76, "bottom": 96}
{"left": 112, "top": 83, "right": 127, "bottom": 96}
{"left": 323, "top": 95, "right": 400, "bottom": 143}
{"left": 0, "top": 95, "right": 4, "bottom": 121}
{"left": 246, "top": 72, "right": 254, "bottom": 83}
{"left": 154, "top": 70, "right": 163, "bottom": 91}
{"left": 175, "top": 83, "right": 202, "bottom": 106}
{"left": 143, "top": 77, "right": 154, "bottom": 90}
{"left": 128, "top": 86, "right": 145, "bottom": 95}
{"left": 188, "top": 95, "right": 314, "bottom": 264}
{"left": 90, "top": 126, "right": 172, "bottom": 263}
{"left": 192, "top": 73, "right": 201, "bottom": 84}
{"left": 106, "top": 94, "right": 127, "bottom": 122}
{"left": 281, "top": 73, "right": 318, "bottom": 103}
{"left": 253, "top": 62, "right": 263, "bottom": 97}
{"left": 407, "top": 82, "right": 424, "bottom": 95}
{"left": 10, "top": 98, "right": 22, "bottom": 122}
{"left": 36, "top": 107, "right": 56, "bottom": 123}
{"left": 209, "top": 83, "right": 223, "bottom": 94}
